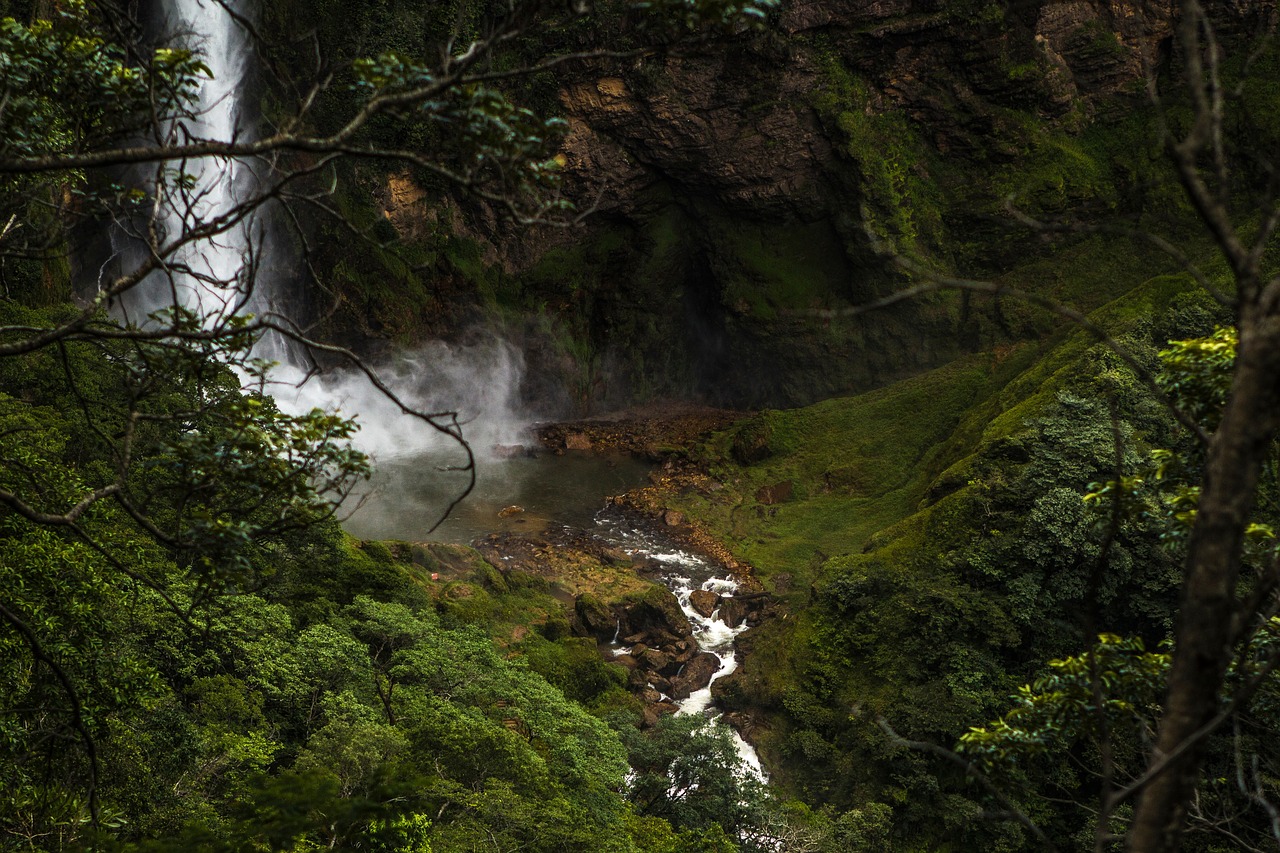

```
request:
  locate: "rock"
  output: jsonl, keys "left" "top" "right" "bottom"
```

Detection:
{"left": 639, "top": 688, "right": 664, "bottom": 704}
{"left": 574, "top": 594, "right": 616, "bottom": 641}
{"left": 614, "top": 653, "right": 639, "bottom": 670}
{"left": 689, "top": 589, "right": 720, "bottom": 618}
{"left": 640, "top": 648, "right": 671, "bottom": 672}
{"left": 564, "top": 432, "right": 592, "bottom": 451}
{"left": 498, "top": 505, "right": 525, "bottom": 518}
{"left": 649, "top": 629, "right": 682, "bottom": 647}
{"left": 663, "top": 509, "right": 685, "bottom": 527}
{"left": 755, "top": 481, "right": 794, "bottom": 505}
{"left": 630, "top": 642, "right": 650, "bottom": 657}
{"left": 668, "top": 652, "right": 721, "bottom": 700}
{"left": 620, "top": 586, "right": 693, "bottom": 640}
{"left": 732, "top": 418, "right": 774, "bottom": 465}
{"left": 641, "top": 701, "right": 681, "bottom": 728}
{"left": 718, "top": 597, "right": 748, "bottom": 628}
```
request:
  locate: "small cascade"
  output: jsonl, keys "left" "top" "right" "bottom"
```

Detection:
{"left": 596, "top": 511, "right": 767, "bottom": 780}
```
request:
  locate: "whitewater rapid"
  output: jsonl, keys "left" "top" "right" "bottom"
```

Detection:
{"left": 596, "top": 512, "right": 766, "bottom": 780}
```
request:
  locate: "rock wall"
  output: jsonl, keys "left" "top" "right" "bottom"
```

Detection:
{"left": 313, "top": 0, "right": 1275, "bottom": 413}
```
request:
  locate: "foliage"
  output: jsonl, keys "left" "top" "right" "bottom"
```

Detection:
{"left": 959, "top": 634, "right": 1168, "bottom": 772}
{"left": 1156, "top": 325, "right": 1237, "bottom": 432}
{"left": 660, "top": 275, "right": 1230, "bottom": 846}
{"left": 0, "top": 4, "right": 205, "bottom": 159}
{"left": 620, "top": 714, "right": 768, "bottom": 849}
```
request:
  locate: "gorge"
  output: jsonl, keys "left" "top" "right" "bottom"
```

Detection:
{"left": 3, "top": 0, "right": 1280, "bottom": 850}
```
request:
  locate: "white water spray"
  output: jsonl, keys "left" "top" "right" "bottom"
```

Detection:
{"left": 266, "top": 333, "right": 531, "bottom": 460}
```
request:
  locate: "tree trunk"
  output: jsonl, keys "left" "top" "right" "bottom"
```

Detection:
{"left": 1128, "top": 317, "right": 1280, "bottom": 851}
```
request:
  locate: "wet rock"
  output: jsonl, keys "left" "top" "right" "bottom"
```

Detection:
{"left": 718, "top": 597, "right": 748, "bottom": 628}
{"left": 564, "top": 432, "right": 593, "bottom": 451}
{"left": 663, "top": 509, "right": 685, "bottom": 527}
{"left": 640, "top": 648, "right": 671, "bottom": 672}
{"left": 755, "top": 481, "right": 794, "bottom": 505}
{"left": 620, "top": 586, "right": 693, "bottom": 640}
{"left": 689, "top": 589, "right": 720, "bottom": 619}
{"left": 649, "top": 629, "right": 682, "bottom": 646}
{"left": 574, "top": 593, "right": 616, "bottom": 641}
{"left": 641, "top": 701, "right": 681, "bottom": 728}
{"left": 639, "top": 688, "right": 664, "bottom": 704}
{"left": 630, "top": 642, "right": 650, "bottom": 658}
{"left": 614, "top": 653, "right": 639, "bottom": 670}
{"left": 498, "top": 504, "right": 525, "bottom": 518}
{"left": 668, "top": 652, "right": 721, "bottom": 700}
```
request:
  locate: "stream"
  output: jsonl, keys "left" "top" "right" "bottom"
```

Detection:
{"left": 342, "top": 448, "right": 767, "bottom": 780}
{"left": 597, "top": 509, "right": 767, "bottom": 780}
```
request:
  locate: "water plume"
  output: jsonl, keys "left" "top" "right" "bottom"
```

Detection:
{"left": 265, "top": 332, "right": 531, "bottom": 463}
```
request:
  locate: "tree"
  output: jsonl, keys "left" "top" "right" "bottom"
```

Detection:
{"left": 620, "top": 714, "right": 768, "bottom": 848}
{"left": 1123, "top": 4, "right": 1280, "bottom": 848}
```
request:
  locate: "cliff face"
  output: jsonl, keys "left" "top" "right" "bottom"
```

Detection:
{"left": 325, "top": 0, "right": 1273, "bottom": 413}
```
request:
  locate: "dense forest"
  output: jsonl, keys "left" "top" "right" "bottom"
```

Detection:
{"left": 3, "top": 0, "right": 1280, "bottom": 850}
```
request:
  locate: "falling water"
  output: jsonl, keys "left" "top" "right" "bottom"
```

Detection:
{"left": 116, "top": 0, "right": 256, "bottom": 326}
{"left": 125, "top": 0, "right": 536, "bottom": 483}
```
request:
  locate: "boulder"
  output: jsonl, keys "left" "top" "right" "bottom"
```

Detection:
{"left": 641, "top": 701, "right": 680, "bottom": 728}
{"left": 668, "top": 652, "right": 721, "bottom": 700}
{"left": 640, "top": 647, "right": 671, "bottom": 673}
{"left": 565, "top": 432, "right": 593, "bottom": 451}
{"left": 620, "top": 586, "right": 693, "bottom": 640}
{"left": 574, "top": 594, "right": 616, "bottom": 641}
{"left": 731, "top": 418, "right": 774, "bottom": 465}
{"left": 689, "top": 589, "right": 720, "bottom": 618}
{"left": 718, "top": 597, "right": 748, "bottom": 628}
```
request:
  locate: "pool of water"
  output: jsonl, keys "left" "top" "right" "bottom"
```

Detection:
{"left": 341, "top": 450, "right": 654, "bottom": 544}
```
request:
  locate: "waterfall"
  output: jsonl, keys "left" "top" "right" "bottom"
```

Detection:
{"left": 116, "top": 0, "right": 258, "bottom": 327}
{"left": 121, "top": 0, "right": 532, "bottom": 465}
